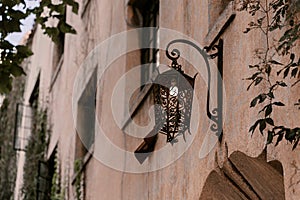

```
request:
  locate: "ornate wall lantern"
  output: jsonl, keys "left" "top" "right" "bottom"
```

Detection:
{"left": 153, "top": 50, "right": 197, "bottom": 143}
{"left": 135, "top": 39, "right": 223, "bottom": 163}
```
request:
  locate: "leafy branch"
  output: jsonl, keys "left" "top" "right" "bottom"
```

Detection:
{"left": 239, "top": 0, "right": 300, "bottom": 149}
{"left": 0, "top": 0, "right": 78, "bottom": 94}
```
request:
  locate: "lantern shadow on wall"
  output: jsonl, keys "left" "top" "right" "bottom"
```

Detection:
{"left": 134, "top": 39, "right": 223, "bottom": 164}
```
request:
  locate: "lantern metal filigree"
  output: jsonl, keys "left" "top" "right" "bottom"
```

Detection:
{"left": 154, "top": 49, "right": 197, "bottom": 143}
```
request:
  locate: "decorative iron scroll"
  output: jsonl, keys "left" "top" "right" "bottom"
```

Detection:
{"left": 163, "top": 39, "right": 224, "bottom": 141}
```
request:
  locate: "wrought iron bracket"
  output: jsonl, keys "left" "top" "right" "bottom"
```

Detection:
{"left": 166, "top": 39, "right": 223, "bottom": 141}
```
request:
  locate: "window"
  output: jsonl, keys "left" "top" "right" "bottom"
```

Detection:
{"left": 140, "top": 0, "right": 159, "bottom": 87}
{"left": 36, "top": 150, "right": 56, "bottom": 200}
{"left": 73, "top": 69, "right": 97, "bottom": 200}
{"left": 75, "top": 68, "right": 97, "bottom": 161}
{"left": 13, "top": 104, "right": 32, "bottom": 151}
{"left": 50, "top": 7, "right": 66, "bottom": 90}
{"left": 128, "top": 0, "right": 160, "bottom": 87}
{"left": 14, "top": 78, "right": 39, "bottom": 151}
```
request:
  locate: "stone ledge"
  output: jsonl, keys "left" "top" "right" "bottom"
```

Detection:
{"left": 205, "top": 1, "right": 236, "bottom": 48}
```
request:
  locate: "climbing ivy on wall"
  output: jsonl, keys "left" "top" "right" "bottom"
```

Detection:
{"left": 22, "top": 108, "right": 50, "bottom": 200}
{"left": 50, "top": 153, "right": 65, "bottom": 200}
{"left": 238, "top": 0, "right": 300, "bottom": 149}
{"left": 0, "top": 75, "right": 25, "bottom": 200}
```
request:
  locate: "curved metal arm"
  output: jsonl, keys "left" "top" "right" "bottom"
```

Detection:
{"left": 166, "top": 39, "right": 213, "bottom": 121}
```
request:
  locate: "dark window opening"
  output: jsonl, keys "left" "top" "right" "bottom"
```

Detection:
{"left": 75, "top": 69, "right": 97, "bottom": 159}
{"left": 36, "top": 149, "right": 56, "bottom": 200}
{"left": 130, "top": 0, "right": 159, "bottom": 88}
{"left": 14, "top": 77, "right": 39, "bottom": 152}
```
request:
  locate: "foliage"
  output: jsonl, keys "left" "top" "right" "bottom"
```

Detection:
{"left": 239, "top": 0, "right": 300, "bottom": 149}
{"left": 22, "top": 108, "right": 50, "bottom": 200}
{"left": 51, "top": 153, "right": 65, "bottom": 200}
{"left": 0, "top": 75, "right": 25, "bottom": 200}
{"left": 0, "top": 0, "right": 78, "bottom": 94}
{"left": 74, "top": 158, "right": 83, "bottom": 200}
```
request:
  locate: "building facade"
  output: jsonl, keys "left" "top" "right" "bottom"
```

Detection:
{"left": 14, "top": 0, "right": 300, "bottom": 199}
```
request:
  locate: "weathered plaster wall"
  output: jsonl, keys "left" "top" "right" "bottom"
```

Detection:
{"left": 20, "top": 0, "right": 300, "bottom": 199}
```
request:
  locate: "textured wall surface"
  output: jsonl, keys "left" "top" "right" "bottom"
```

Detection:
{"left": 17, "top": 0, "right": 300, "bottom": 199}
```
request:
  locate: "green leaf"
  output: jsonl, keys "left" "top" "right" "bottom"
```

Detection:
{"left": 275, "top": 132, "right": 284, "bottom": 146}
{"left": 249, "top": 120, "right": 261, "bottom": 134}
{"left": 292, "top": 138, "right": 299, "bottom": 150}
{"left": 267, "top": 131, "right": 274, "bottom": 144}
{"left": 0, "top": 73, "right": 12, "bottom": 94}
{"left": 265, "top": 105, "right": 273, "bottom": 117}
{"left": 71, "top": 1, "right": 79, "bottom": 14}
{"left": 5, "top": 18, "right": 22, "bottom": 33}
{"left": 258, "top": 94, "right": 267, "bottom": 103}
{"left": 290, "top": 53, "right": 295, "bottom": 62}
{"left": 16, "top": 45, "right": 33, "bottom": 57}
{"left": 278, "top": 81, "right": 287, "bottom": 87}
{"left": 250, "top": 96, "right": 259, "bottom": 107}
{"left": 283, "top": 67, "right": 290, "bottom": 78}
{"left": 255, "top": 77, "right": 263, "bottom": 85}
{"left": 10, "top": 65, "right": 26, "bottom": 77}
{"left": 259, "top": 120, "right": 266, "bottom": 135}
{"left": 266, "top": 118, "right": 274, "bottom": 126}
{"left": 269, "top": 60, "right": 283, "bottom": 65}
{"left": 249, "top": 65, "right": 260, "bottom": 69}
{"left": 291, "top": 68, "right": 298, "bottom": 78}
{"left": 273, "top": 102, "right": 285, "bottom": 106}
{"left": 267, "top": 92, "right": 275, "bottom": 99}
{"left": 58, "top": 21, "right": 76, "bottom": 34}
{"left": 285, "top": 129, "right": 296, "bottom": 142}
